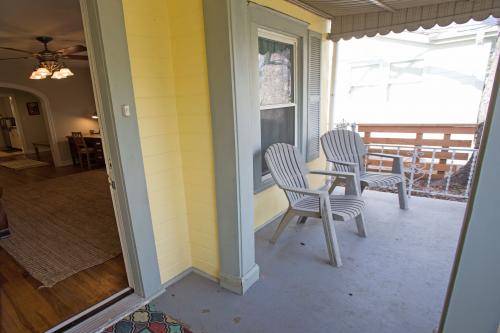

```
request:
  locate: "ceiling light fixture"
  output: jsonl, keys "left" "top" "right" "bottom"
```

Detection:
{"left": 30, "top": 61, "right": 74, "bottom": 80}
{"left": 1, "top": 36, "right": 87, "bottom": 81}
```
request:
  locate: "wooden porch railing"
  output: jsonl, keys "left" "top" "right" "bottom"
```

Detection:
{"left": 357, "top": 123, "right": 478, "bottom": 177}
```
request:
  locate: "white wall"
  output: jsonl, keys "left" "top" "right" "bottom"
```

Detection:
{"left": 441, "top": 81, "right": 500, "bottom": 332}
{"left": 0, "top": 60, "right": 99, "bottom": 164}
{"left": 332, "top": 36, "right": 493, "bottom": 125}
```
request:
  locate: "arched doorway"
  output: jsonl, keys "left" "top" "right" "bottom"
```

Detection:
{"left": 0, "top": 82, "right": 61, "bottom": 166}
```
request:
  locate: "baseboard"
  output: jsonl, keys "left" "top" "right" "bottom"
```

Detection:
{"left": 192, "top": 267, "right": 219, "bottom": 283}
{"left": 161, "top": 267, "right": 195, "bottom": 289}
{"left": 219, "top": 264, "right": 260, "bottom": 295}
{"left": 160, "top": 266, "right": 219, "bottom": 291}
{"left": 254, "top": 210, "right": 286, "bottom": 232}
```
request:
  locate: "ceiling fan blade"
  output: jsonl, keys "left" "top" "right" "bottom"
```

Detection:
{"left": 57, "top": 45, "right": 87, "bottom": 55}
{"left": 63, "top": 55, "right": 88, "bottom": 60}
{"left": 0, "top": 56, "right": 31, "bottom": 60}
{"left": 0, "top": 46, "right": 34, "bottom": 55}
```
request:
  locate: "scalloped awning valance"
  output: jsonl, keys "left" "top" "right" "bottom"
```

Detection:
{"left": 287, "top": 0, "right": 500, "bottom": 41}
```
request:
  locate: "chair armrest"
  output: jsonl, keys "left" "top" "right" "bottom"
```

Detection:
{"left": 367, "top": 153, "right": 405, "bottom": 174}
{"left": 281, "top": 186, "right": 326, "bottom": 197}
{"left": 326, "top": 159, "right": 359, "bottom": 167}
{"left": 367, "top": 152, "right": 403, "bottom": 160}
{"left": 309, "top": 170, "right": 357, "bottom": 179}
{"left": 310, "top": 170, "right": 361, "bottom": 196}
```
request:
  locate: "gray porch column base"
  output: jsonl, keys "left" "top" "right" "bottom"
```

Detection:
{"left": 219, "top": 264, "right": 260, "bottom": 295}
{"left": 204, "top": 0, "right": 260, "bottom": 295}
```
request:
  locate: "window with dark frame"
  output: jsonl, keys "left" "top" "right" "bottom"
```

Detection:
{"left": 258, "top": 31, "right": 297, "bottom": 178}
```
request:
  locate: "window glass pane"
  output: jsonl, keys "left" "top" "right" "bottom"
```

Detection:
{"left": 259, "top": 37, "right": 294, "bottom": 106}
{"left": 260, "top": 106, "right": 295, "bottom": 175}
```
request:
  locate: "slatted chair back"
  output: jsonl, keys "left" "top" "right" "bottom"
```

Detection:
{"left": 321, "top": 129, "right": 367, "bottom": 172}
{"left": 71, "top": 132, "right": 87, "bottom": 150}
{"left": 264, "top": 143, "right": 310, "bottom": 205}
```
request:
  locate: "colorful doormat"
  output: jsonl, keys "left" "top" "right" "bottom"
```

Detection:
{"left": 104, "top": 305, "right": 193, "bottom": 333}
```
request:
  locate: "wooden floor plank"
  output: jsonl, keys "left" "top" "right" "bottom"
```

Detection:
{"left": 0, "top": 162, "right": 128, "bottom": 332}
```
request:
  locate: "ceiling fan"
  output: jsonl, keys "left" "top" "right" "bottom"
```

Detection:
{"left": 0, "top": 36, "right": 87, "bottom": 80}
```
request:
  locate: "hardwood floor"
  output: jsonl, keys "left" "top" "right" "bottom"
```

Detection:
{"left": 0, "top": 159, "right": 128, "bottom": 333}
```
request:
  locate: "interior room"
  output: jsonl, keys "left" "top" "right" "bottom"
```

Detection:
{"left": 0, "top": 1, "right": 128, "bottom": 332}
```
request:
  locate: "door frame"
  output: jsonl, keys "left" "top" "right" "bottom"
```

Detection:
{"left": 438, "top": 63, "right": 500, "bottom": 332}
{"left": 4, "top": 95, "right": 27, "bottom": 152}
{"left": 0, "top": 94, "right": 26, "bottom": 152}
{"left": 79, "top": 0, "right": 161, "bottom": 298}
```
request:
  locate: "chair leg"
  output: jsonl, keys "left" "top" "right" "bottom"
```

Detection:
{"left": 355, "top": 213, "right": 367, "bottom": 238}
{"left": 397, "top": 181, "right": 409, "bottom": 210}
{"left": 297, "top": 216, "right": 307, "bottom": 224}
{"left": 270, "top": 209, "right": 295, "bottom": 244}
{"left": 78, "top": 153, "right": 85, "bottom": 169}
{"left": 87, "top": 153, "right": 95, "bottom": 169}
{"left": 327, "top": 177, "right": 342, "bottom": 194}
{"left": 321, "top": 213, "right": 342, "bottom": 267}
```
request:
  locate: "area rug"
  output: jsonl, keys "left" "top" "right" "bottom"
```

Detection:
{"left": 103, "top": 305, "right": 193, "bottom": 333}
{"left": 0, "top": 158, "right": 48, "bottom": 170}
{"left": 0, "top": 170, "right": 121, "bottom": 287}
{"left": 0, "top": 150, "right": 24, "bottom": 158}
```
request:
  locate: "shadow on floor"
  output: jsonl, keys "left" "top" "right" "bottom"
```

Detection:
{"left": 152, "top": 190, "right": 466, "bottom": 333}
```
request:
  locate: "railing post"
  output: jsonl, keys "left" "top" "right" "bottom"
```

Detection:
{"left": 439, "top": 133, "right": 451, "bottom": 177}
{"left": 444, "top": 150, "right": 456, "bottom": 195}
{"left": 408, "top": 146, "right": 418, "bottom": 198}
{"left": 378, "top": 145, "right": 384, "bottom": 172}
{"left": 364, "top": 131, "right": 371, "bottom": 143}
{"left": 427, "top": 148, "right": 436, "bottom": 190}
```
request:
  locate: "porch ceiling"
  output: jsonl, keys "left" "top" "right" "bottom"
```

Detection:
{"left": 287, "top": 0, "right": 500, "bottom": 41}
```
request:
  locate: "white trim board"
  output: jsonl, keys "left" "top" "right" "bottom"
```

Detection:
{"left": 59, "top": 290, "right": 165, "bottom": 333}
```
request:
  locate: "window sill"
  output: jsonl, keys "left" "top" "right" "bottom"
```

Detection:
{"left": 253, "top": 176, "right": 276, "bottom": 194}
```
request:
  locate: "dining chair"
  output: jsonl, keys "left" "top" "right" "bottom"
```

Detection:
{"left": 72, "top": 132, "right": 97, "bottom": 169}
{"left": 264, "top": 143, "right": 366, "bottom": 267}
{"left": 321, "top": 129, "right": 409, "bottom": 209}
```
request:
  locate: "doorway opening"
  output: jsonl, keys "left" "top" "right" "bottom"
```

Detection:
{"left": 0, "top": 1, "right": 130, "bottom": 331}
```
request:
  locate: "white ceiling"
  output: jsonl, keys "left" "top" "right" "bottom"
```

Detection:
{"left": 0, "top": 0, "right": 87, "bottom": 67}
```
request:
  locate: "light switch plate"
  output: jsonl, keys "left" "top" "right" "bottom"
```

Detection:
{"left": 121, "top": 104, "right": 131, "bottom": 117}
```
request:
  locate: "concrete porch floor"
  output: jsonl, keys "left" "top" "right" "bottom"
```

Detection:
{"left": 152, "top": 190, "right": 466, "bottom": 333}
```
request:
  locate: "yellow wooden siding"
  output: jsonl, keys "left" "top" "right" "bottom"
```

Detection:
{"left": 166, "top": 0, "right": 220, "bottom": 278}
{"left": 122, "top": 0, "right": 192, "bottom": 283}
{"left": 123, "top": 0, "right": 330, "bottom": 280}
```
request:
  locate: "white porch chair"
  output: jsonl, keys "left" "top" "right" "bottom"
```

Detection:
{"left": 264, "top": 143, "right": 367, "bottom": 267}
{"left": 321, "top": 129, "right": 409, "bottom": 210}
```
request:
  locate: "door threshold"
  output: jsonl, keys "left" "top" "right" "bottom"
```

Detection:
{"left": 45, "top": 288, "right": 133, "bottom": 333}
{"left": 45, "top": 288, "right": 166, "bottom": 333}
